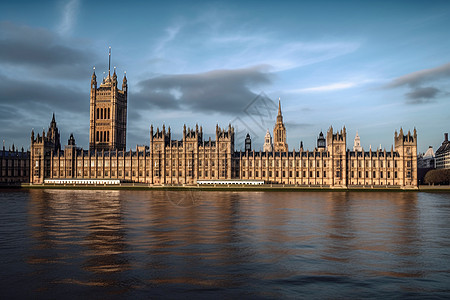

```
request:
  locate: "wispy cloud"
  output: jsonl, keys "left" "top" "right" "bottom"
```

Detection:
{"left": 57, "top": 0, "right": 79, "bottom": 36}
{"left": 153, "top": 24, "right": 183, "bottom": 57}
{"left": 288, "top": 82, "right": 357, "bottom": 93}
{"left": 386, "top": 62, "right": 450, "bottom": 88}
{"left": 147, "top": 13, "right": 361, "bottom": 74}
{"left": 385, "top": 62, "right": 450, "bottom": 104}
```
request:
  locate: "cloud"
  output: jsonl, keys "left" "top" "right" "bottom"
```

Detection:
{"left": 154, "top": 24, "right": 183, "bottom": 56}
{"left": 134, "top": 65, "right": 273, "bottom": 114}
{"left": 58, "top": 0, "right": 79, "bottom": 35}
{"left": 386, "top": 62, "right": 450, "bottom": 88}
{"left": 0, "top": 21, "right": 96, "bottom": 79}
{"left": 285, "top": 122, "right": 314, "bottom": 130}
{"left": 405, "top": 86, "right": 440, "bottom": 103}
{"left": 385, "top": 62, "right": 450, "bottom": 103}
{"left": 0, "top": 74, "right": 87, "bottom": 112}
{"left": 288, "top": 82, "right": 356, "bottom": 93}
{"left": 146, "top": 15, "right": 361, "bottom": 74}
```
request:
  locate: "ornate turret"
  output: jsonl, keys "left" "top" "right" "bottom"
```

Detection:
{"left": 353, "top": 131, "right": 362, "bottom": 152}
{"left": 263, "top": 129, "right": 273, "bottom": 152}
{"left": 317, "top": 131, "right": 326, "bottom": 149}
{"left": 245, "top": 133, "right": 251, "bottom": 152}
{"left": 68, "top": 133, "right": 76, "bottom": 146}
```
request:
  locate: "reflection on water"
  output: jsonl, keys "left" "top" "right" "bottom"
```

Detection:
{"left": 0, "top": 189, "right": 450, "bottom": 298}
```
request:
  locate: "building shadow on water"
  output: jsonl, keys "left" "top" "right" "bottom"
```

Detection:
{"left": 27, "top": 189, "right": 133, "bottom": 297}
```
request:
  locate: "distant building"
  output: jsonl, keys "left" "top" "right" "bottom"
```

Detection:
{"left": 436, "top": 133, "right": 450, "bottom": 169}
{"left": 353, "top": 131, "right": 362, "bottom": 152}
{"left": 418, "top": 146, "right": 435, "bottom": 169}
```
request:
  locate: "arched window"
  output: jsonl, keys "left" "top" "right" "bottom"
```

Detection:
{"left": 104, "top": 131, "right": 107, "bottom": 142}
{"left": 101, "top": 108, "right": 103, "bottom": 119}
{"left": 108, "top": 108, "right": 110, "bottom": 119}
{"left": 96, "top": 131, "right": 99, "bottom": 142}
{"left": 107, "top": 131, "right": 110, "bottom": 142}
{"left": 97, "top": 108, "right": 99, "bottom": 119}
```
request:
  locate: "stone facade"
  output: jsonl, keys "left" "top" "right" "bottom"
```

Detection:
{"left": 89, "top": 49, "right": 127, "bottom": 151}
{"left": 29, "top": 65, "right": 418, "bottom": 187}
{"left": 0, "top": 146, "right": 29, "bottom": 184}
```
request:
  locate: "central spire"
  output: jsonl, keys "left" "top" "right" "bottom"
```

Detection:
{"left": 277, "top": 97, "right": 283, "bottom": 123}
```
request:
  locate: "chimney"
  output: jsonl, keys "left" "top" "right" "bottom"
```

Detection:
{"left": 445, "top": 133, "right": 448, "bottom": 142}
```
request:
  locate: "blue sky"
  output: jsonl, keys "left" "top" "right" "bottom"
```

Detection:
{"left": 0, "top": 0, "right": 449, "bottom": 153}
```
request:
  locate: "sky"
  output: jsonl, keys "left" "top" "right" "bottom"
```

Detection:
{"left": 0, "top": 0, "right": 449, "bottom": 153}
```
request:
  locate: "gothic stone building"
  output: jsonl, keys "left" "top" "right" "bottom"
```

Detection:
{"left": 1, "top": 145, "right": 29, "bottom": 184}
{"left": 30, "top": 63, "right": 418, "bottom": 188}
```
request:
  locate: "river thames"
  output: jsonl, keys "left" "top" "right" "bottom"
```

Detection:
{"left": 0, "top": 189, "right": 449, "bottom": 298}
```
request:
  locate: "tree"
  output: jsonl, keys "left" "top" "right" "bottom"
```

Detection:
{"left": 424, "top": 169, "right": 450, "bottom": 185}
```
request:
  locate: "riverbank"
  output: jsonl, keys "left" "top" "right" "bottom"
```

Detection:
{"left": 2, "top": 183, "right": 448, "bottom": 192}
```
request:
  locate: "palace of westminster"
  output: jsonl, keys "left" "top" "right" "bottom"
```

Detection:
{"left": 2, "top": 54, "right": 419, "bottom": 187}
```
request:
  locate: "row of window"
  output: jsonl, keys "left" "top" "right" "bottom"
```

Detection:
{"left": 96, "top": 131, "right": 110, "bottom": 142}
{"left": 96, "top": 107, "right": 111, "bottom": 120}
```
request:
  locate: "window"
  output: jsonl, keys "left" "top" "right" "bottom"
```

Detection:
{"left": 317, "top": 171, "right": 320, "bottom": 177}
{"left": 323, "top": 171, "right": 326, "bottom": 177}
{"left": 381, "top": 171, "right": 383, "bottom": 178}
{"left": 373, "top": 171, "right": 376, "bottom": 178}
{"left": 394, "top": 171, "right": 397, "bottom": 179}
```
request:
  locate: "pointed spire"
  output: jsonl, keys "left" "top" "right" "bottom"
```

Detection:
{"left": 278, "top": 97, "right": 281, "bottom": 116}
{"left": 276, "top": 97, "right": 283, "bottom": 123}
{"left": 52, "top": 112, "right": 55, "bottom": 123}
{"left": 108, "top": 46, "right": 111, "bottom": 76}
